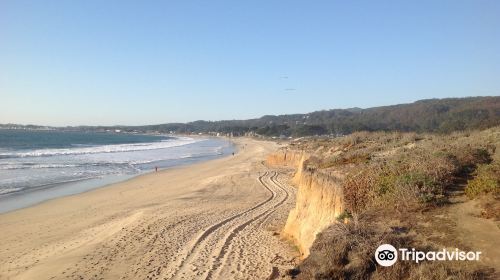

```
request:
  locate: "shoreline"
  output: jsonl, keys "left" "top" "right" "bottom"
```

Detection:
{"left": 0, "top": 137, "right": 298, "bottom": 279}
{"left": 0, "top": 136, "right": 236, "bottom": 214}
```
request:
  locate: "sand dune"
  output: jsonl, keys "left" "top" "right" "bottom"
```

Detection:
{"left": 0, "top": 138, "right": 298, "bottom": 280}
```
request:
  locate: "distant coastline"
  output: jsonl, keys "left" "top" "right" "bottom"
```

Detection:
{"left": 2, "top": 96, "right": 499, "bottom": 137}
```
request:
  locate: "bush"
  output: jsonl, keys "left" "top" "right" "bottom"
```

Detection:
{"left": 343, "top": 167, "right": 378, "bottom": 213}
{"left": 294, "top": 215, "right": 492, "bottom": 280}
{"left": 343, "top": 151, "right": 453, "bottom": 213}
{"left": 465, "top": 163, "right": 499, "bottom": 198}
{"left": 295, "top": 215, "right": 379, "bottom": 280}
{"left": 290, "top": 128, "right": 499, "bottom": 280}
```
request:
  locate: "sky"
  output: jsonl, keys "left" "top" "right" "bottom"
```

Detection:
{"left": 1, "top": 1, "right": 499, "bottom": 126}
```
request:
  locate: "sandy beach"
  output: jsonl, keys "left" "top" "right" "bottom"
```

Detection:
{"left": 0, "top": 138, "right": 298, "bottom": 280}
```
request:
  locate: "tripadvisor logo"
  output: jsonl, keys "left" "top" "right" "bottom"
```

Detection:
{"left": 374, "top": 244, "right": 482, "bottom": 267}
{"left": 375, "top": 244, "right": 398, "bottom": 266}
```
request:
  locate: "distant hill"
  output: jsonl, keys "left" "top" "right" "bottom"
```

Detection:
{"left": 130, "top": 96, "right": 500, "bottom": 136}
{"left": 3, "top": 96, "right": 499, "bottom": 136}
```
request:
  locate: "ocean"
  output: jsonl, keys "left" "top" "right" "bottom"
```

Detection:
{"left": 0, "top": 129, "right": 234, "bottom": 213}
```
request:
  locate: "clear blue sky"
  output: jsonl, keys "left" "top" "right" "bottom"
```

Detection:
{"left": 1, "top": 1, "right": 499, "bottom": 126}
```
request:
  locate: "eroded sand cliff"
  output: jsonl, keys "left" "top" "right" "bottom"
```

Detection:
{"left": 268, "top": 149, "right": 345, "bottom": 257}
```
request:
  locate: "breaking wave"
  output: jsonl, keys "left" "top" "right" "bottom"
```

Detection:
{"left": 0, "top": 137, "right": 201, "bottom": 158}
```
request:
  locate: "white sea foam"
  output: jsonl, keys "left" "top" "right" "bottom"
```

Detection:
{"left": 0, "top": 187, "right": 23, "bottom": 195}
{"left": 0, "top": 137, "right": 201, "bottom": 158}
{"left": 0, "top": 163, "right": 80, "bottom": 170}
{"left": 0, "top": 137, "right": 232, "bottom": 202}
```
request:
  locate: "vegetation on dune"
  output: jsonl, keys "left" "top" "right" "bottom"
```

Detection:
{"left": 293, "top": 214, "right": 494, "bottom": 280}
{"left": 299, "top": 129, "right": 498, "bottom": 214}
{"left": 465, "top": 149, "right": 499, "bottom": 199}
{"left": 287, "top": 127, "right": 499, "bottom": 279}
{"left": 465, "top": 164, "right": 499, "bottom": 198}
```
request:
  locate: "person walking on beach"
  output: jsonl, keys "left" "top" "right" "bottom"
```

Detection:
{"left": 155, "top": 166, "right": 158, "bottom": 172}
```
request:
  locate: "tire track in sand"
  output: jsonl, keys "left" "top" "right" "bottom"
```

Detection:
{"left": 203, "top": 171, "right": 292, "bottom": 280}
{"left": 167, "top": 171, "right": 279, "bottom": 279}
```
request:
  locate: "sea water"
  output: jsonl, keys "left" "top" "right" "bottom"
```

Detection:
{"left": 0, "top": 129, "right": 234, "bottom": 213}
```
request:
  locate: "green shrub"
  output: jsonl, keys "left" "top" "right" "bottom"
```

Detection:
{"left": 465, "top": 163, "right": 499, "bottom": 198}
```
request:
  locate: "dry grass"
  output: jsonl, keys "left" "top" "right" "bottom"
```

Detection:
{"left": 288, "top": 127, "right": 500, "bottom": 280}
{"left": 293, "top": 214, "right": 494, "bottom": 280}
{"left": 477, "top": 195, "right": 500, "bottom": 221}
{"left": 310, "top": 128, "right": 500, "bottom": 214}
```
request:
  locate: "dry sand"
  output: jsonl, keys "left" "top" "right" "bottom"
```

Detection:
{"left": 0, "top": 138, "right": 298, "bottom": 280}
